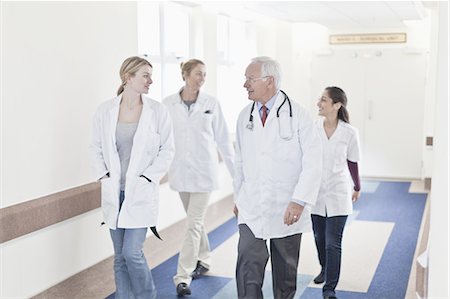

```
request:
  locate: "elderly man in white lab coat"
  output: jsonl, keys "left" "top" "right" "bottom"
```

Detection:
{"left": 234, "top": 56, "right": 322, "bottom": 299}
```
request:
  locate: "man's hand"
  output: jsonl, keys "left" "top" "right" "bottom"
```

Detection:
{"left": 233, "top": 205, "right": 239, "bottom": 217}
{"left": 283, "top": 202, "right": 304, "bottom": 226}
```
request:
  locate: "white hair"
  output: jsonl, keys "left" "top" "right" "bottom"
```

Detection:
{"left": 251, "top": 56, "right": 282, "bottom": 89}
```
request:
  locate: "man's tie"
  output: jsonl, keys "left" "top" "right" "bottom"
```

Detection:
{"left": 261, "top": 105, "right": 268, "bottom": 127}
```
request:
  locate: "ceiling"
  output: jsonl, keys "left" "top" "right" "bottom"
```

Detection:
{"left": 185, "top": 1, "right": 432, "bottom": 29}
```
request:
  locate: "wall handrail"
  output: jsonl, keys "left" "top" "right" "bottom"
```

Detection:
{"left": 0, "top": 182, "right": 101, "bottom": 244}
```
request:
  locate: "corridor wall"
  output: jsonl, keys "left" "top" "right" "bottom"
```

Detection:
{"left": 1, "top": 2, "right": 138, "bottom": 297}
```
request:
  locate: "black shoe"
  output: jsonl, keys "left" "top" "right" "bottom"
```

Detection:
{"left": 191, "top": 261, "right": 209, "bottom": 279}
{"left": 323, "top": 296, "right": 337, "bottom": 299}
{"left": 176, "top": 283, "right": 191, "bottom": 297}
{"left": 313, "top": 271, "right": 325, "bottom": 284}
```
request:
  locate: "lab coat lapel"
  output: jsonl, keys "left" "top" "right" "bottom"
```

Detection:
{"left": 191, "top": 92, "right": 208, "bottom": 115}
{"left": 109, "top": 96, "right": 121, "bottom": 149}
{"left": 128, "top": 99, "right": 154, "bottom": 172}
{"left": 250, "top": 101, "right": 263, "bottom": 130}
{"left": 173, "top": 93, "right": 188, "bottom": 119}
{"left": 265, "top": 92, "right": 285, "bottom": 126}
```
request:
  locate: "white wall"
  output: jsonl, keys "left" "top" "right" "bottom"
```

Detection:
{"left": 422, "top": 7, "right": 439, "bottom": 180}
{"left": 0, "top": 2, "right": 238, "bottom": 297}
{"left": 254, "top": 17, "right": 297, "bottom": 97}
{"left": 291, "top": 23, "right": 329, "bottom": 110}
{"left": 428, "top": 2, "right": 449, "bottom": 297}
{"left": 199, "top": 9, "right": 218, "bottom": 98}
{"left": 1, "top": 2, "right": 138, "bottom": 207}
{"left": 0, "top": 2, "right": 139, "bottom": 297}
{"left": 293, "top": 20, "right": 432, "bottom": 118}
{"left": 290, "top": 15, "right": 433, "bottom": 180}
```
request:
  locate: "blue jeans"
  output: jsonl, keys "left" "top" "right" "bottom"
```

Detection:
{"left": 311, "top": 214, "right": 348, "bottom": 297}
{"left": 109, "top": 191, "right": 157, "bottom": 299}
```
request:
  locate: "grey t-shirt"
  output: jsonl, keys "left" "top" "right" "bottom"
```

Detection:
{"left": 116, "top": 122, "right": 138, "bottom": 191}
{"left": 183, "top": 99, "right": 196, "bottom": 110}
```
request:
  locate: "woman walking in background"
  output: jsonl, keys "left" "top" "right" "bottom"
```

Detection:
{"left": 90, "top": 56, "right": 174, "bottom": 299}
{"left": 311, "top": 86, "right": 361, "bottom": 299}
{"left": 163, "top": 59, "right": 234, "bottom": 297}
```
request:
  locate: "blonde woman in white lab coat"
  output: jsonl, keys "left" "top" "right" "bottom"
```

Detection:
{"left": 162, "top": 59, "right": 234, "bottom": 297}
{"left": 311, "top": 86, "right": 361, "bottom": 299}
{"left": 89, "top": 56, "right": 174, "bottom": 299}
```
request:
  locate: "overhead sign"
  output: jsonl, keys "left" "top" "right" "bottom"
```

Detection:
{"left": 329, "top": 33, "right": 407, "bottom": 44}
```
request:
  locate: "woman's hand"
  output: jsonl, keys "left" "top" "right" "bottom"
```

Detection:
{"left": 352, "top": 190, "right": 360, "bottom": 202}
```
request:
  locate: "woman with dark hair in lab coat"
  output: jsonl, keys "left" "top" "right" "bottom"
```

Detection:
{"left": 311, "top": 86, "right": 361, "bottom": 299}
{"left": 90, "top": 56, "right": 174, "bottom": 299}
{"left": 163, "top": 59, "right": 234, "bottom": 297}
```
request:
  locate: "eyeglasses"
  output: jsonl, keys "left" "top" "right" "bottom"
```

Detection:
{"left": 244, "top": 76, "right": 270, "bottom": 84}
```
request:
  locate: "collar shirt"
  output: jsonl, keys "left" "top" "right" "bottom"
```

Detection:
{"left": 311, "top": 118, "right": 361, "bottom": 217}
{"left": 256, "top": 91, "right": 278, "bottom": 118}
{"left": 162, "top": 90, "right": 235, "bottom": 192}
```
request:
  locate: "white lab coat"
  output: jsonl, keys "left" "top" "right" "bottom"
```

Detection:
{"left": 162, "top": 91, "right": 234, "bottom": 192}
{"left": 89, "top": 95, "right": 175, "bottom": 229}
{"left": 234, "top": 92, "right": 323, "bottom": 239}
{"left": 311, "top": 119, "right": 361, "bottom": 217}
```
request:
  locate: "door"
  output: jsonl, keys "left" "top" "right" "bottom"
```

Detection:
{"left": 311, "top": 48, "right": 426, "bottom": 179}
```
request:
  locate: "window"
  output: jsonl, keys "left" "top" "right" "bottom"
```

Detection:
{"left": 164, "top": 2, "right": 189, "bottom": 59}
{"left": 137, "top": 1, "right": 160, "bottom": 56}
{"left": 217, "top": 16, "right": 256, "bottom": 129}
{"left": 217, "top": 15, "right": 229, "bottom": 63}
{"left": 137, "top": 1, "right": 190, "bottom": 100}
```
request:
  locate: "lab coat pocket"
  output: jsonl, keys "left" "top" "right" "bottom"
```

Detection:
{"left": 133, "top": 176, "right": 155, "bottom": 206}
{"left": 144, "top": 132, "right": 161, "bottom": 157}
{"left": 236, "top": 182, "right": 256, "bottom": 217}
{"left": 100, "top": 177, "right": 116, "bottom": 207}
{"left": 276, "top": 137, "right": 299, "bottom": 162}
{"left": 274, "top": 182, "right": 295, "bottom": 217}
{"left": 333, "top": 142, "right": 347, "bottom": 172}
{"left": 200, "top": 113, "right": 214, "bottom": 133}
{"left": 276, "top": 182, "right": 295, "bottom": 201}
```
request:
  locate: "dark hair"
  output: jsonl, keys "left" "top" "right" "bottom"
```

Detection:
{"left": 325, "top": 86, "right": 350, "bottom": 123}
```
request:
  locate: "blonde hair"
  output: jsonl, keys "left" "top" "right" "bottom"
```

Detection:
{"left": 180, "top": 59, "right": 205, "bottom": 81}
{"left": 117, "top": 56, "right": 153, "bottom": 95}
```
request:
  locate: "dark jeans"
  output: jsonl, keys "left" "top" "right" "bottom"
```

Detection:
{"left": 311, "top": 214, "right": 348, "bottom": 297}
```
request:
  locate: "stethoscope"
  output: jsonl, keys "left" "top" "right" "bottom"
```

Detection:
{"left": 246, "top": 90, "right": 293, "bottom": 138}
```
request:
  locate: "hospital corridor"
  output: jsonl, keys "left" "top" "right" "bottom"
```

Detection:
{"left": 0, "top": 1, "right": 448, "bottom": 299}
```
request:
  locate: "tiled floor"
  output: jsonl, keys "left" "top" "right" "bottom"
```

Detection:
{"left": 34, "top": 179, "right": 429, "bottom": 299}
{"left": 33, "top": 196, "right": 235, "bottom": 299}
